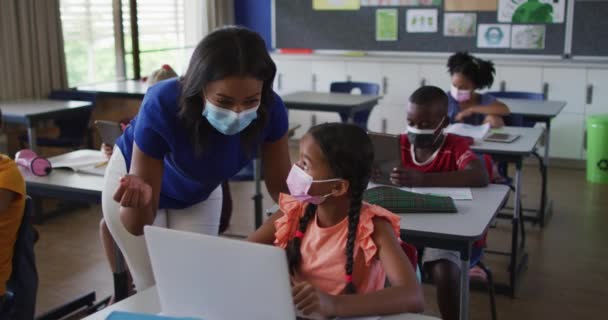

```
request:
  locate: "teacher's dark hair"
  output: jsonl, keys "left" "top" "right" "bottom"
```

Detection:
{"left": 179, "top": 26, "right": 276, "bottom": 155}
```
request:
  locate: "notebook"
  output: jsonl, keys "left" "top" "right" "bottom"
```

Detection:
{"left": 364, "top": 186, "right": 458, "bottom": 214}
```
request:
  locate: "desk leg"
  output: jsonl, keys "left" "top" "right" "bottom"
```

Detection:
{"left": 509, "top": 161, "right": 523, "bottom": 298}
{"left": 540, "top": 120, "right": 551, "bottom": 227}
{"left": 27, "top": 125, "right": 38, "bottom": 153}
{"left": 113, "top": 240, "right": 129, "bottom": 302}
{"left": 459, "top": 246, "right": 471, "bottom": 320}
{"left": 253, "top": 156, "right": 263, "bottom": 229}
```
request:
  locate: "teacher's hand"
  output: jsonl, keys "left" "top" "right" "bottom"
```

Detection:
{"left": 113, "top": 175, "right": 153, "bottom": 208}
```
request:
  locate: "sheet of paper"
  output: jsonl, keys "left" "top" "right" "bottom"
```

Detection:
{"left": 336, "top": 317, "right": 381, "bottom": 320}
{"left": 444, "top": 123, "right": 491, "bottom": 140}
{"left": 313, "top": 0, "right": 360, "bottom": 10}
{"left": 444, "top": 13, "right": 477, "bottom": 37}
{"left": 410, "top": 187, "right": 473, "bottom": 200}
{"left": 511, "top": 24, "right": 546, "bottom": 49}
{"left": 445, "top": 0, "right": 497, "bottom": 11}
{"left": 362, "top": 0, "right": 441, "bottom": 6}
{"left": 406, "top": 9, "right": 438, "bottom": 33}
{"left": 477, "top": 24, "right": 511, "bottom": 48}
{"left": 376, "top": 9, "right": 398, "bottom": 41}
{"left": 498, "top": 0, "right": 565, "bottom": 23}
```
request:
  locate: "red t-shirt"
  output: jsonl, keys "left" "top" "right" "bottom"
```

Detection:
{"left": 399, "top": 133, "right": 477, "bottom": 171}
{"left": 399, "top": 134, "right": 487, "bottom": 248}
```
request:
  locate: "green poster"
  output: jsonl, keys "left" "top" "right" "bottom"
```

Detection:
{"left": 376, "top": 9, "right": 398, "bottom": 41}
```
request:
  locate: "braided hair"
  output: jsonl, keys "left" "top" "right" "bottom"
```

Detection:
{"left": 285, "top": 123, "right": 374, "bottom": 294}
{"left": 447, "top": 51, "right": 495, "bottom": 89}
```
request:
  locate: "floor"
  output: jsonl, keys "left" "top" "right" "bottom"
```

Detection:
{"left": 32, "top": 158, "right": 608, "bottom": 319}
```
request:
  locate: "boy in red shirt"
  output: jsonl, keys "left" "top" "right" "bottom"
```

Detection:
{"left": 392, "top": 86, "right": 488, "bottom": 320}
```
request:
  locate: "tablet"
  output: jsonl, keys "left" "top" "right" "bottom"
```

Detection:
{"left": 94, "top": 120, "right": 123, "bottom": 146}
{"left": 484, "top": 132, "right": 520, "bottom": 143}
{"left": 368, "top": 132, "right": 401, "bottom": 185}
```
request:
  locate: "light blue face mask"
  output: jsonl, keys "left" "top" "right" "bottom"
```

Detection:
{"left": 202, "top": 100, "right": 259, "bottom": 135}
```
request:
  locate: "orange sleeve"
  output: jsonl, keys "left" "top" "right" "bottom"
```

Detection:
{"left": 357, "top": 203, "right": 402, "bottom": 266}
{"left": 274, "top": 193, "right": 306, "bottom": 248}
{"left": 0, "top": 156, "right": 26, "bottom": 198}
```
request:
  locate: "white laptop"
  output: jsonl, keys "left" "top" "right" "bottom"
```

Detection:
{"left": 144, "top": 226, "right": 296, "bottom": 320}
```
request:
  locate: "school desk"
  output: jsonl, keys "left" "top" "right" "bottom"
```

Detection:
{"left": 400, "top": 184, "right": 509, "bottom": 320}
{"left": 77, "top": 80, "right": 148, "bottom": 99}
{"left": 1, "top": 99, "right": 93, "bottom": 152}
{"left": 502, "top": 98, "right": 567, "bottom": 227}
{"left": 83, "top": 286, "right": 441, "bottom": 320}
{"left": 281, "top": 91, "right": 382, "bottom": 128}
{"left": 471, "top": 126, "right": 544, "bottom": 298}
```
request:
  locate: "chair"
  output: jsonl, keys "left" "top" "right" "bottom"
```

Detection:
{"left": 5, "top": 197, "right": 38, "bottom": 320}
{"left": 330, "top": 81, "right": 380, "bottom": 129}
{"left": 20, "top": 90, "right": 97, "bottom": 150}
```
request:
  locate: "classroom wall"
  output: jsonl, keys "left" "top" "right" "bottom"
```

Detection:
{"left": 234, "top": 0, "right": 272, "bottom": 50}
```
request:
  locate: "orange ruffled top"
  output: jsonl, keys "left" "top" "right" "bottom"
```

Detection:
{"left": 274, "top": 193, "right": 402, "bottom": 295}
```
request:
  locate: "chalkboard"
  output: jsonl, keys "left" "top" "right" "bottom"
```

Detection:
{"left": 275, "top": 0, "right": 567, "bottom": 56}
{"left": 571, "top": 0, "right": 608, "bottom": 57}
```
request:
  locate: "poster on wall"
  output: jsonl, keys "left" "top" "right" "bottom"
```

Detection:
{"left": 498, "top": 0, "right": 565, "bottom": 23}
{"left": 511, "top": 25, "right": 546, "bottom": 49}
{"left": 444, "top": 13, "right": 477, "bottom": 37}
{"left": 445, "top": 0, "right": 497, "bottom": 11}
{"left": 477, "top": 24, "right": 511, "bottom": 48}
{"left": 313, "top": 0, "right": 361, "bottom": 10}
{"left": 406, "top": 9, "right": 438, "bottom": 33}
{"left": 376, "top": 9, "right": 398, "bottom": 41}
{"left": 361, "top": 0, "right": 441, "bottom": 6}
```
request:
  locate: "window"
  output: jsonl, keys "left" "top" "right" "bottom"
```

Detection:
{"left": 60, "top": 0, "right": 117, "bottom": 86}
{"left": 60, "top": 0, "right": 205, "bottom": 87}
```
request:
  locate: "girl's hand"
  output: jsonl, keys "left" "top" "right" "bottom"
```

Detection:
{"left": 292, "top": 281, "right": 336, "bottom": 319}
{"left": 390, "top": 167, "right": 425, "bottom": 187}
{"left": 101, "top": 143, "right": 113, "bottom": 160}
{"left": 113, "top": 175, "right": 153, "bottom": 208}
{"left": 455, "top": 107, "right": 475, "bottom": 122}
{"left": 483, "top": 115, "right": 505, "bottom": 128}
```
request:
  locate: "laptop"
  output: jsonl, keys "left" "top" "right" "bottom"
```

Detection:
{"left": 144, "top": 226, "right": 296, "bottom": 320}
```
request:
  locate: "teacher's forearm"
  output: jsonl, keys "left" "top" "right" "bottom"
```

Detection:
{"left": 120, "top": 205, "right": 156, "bottom": 236}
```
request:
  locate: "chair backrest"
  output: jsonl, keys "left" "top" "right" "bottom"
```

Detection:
{"left": 7, "top": 196, "right": 38, "bottom": 320}
{"left": 48, "top": 90, "right": 97, "bottom": 139}
{"left": 330, "top": 81, "right": 380, "bottom": 96}
{"left": 487, "top": 91, "right": 544, "bottom": 101}
{"left": 488, "top": 91, "right": 543, "bottom": 127}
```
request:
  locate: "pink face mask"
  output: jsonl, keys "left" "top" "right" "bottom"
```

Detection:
{"left": 286, "top": 164, "right": 340, "bottom": 205}
{"left": 450, "top": 85, "right": 472, "bottom": 102}
{"left": 15, "top": 149, "right": 52, "bottom": 176}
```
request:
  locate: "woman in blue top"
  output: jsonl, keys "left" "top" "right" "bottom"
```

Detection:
{"left": 446, "top": 52, "right": 510, "bottom": 128}
{"left": 101, "top": 27, "right": 291, "bottom": 291}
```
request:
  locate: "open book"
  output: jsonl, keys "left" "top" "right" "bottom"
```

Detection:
{"left": 444, "top": 123, "right": 490, "bottom": 141}
{"left": 48, "top": 149, "right": 107, "bottom": 176}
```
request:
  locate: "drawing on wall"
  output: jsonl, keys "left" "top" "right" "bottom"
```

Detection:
{"left": 361, "top": 0, "right": 441, "bottom": 6}
{"left": 445, "top": 0, "right": 498, "bottom": 11}
{"left": 498, "top": 0, "right": 565, "bottom": 23}
{"left": 444, "top": 13, "right": 477, "bottom": 37}
{"left": 376, "top": 9, "right": 399, "bottom": 41}
{"left": 511, "top": 25, "right": 546, "bottom": 49}
{"left": 477, "top": 24, "right": 511, "bottom": 48}
{"left": 313, "top": 0, "right": 361, "bottom": 10}
{"left": 406, "top": 9, "right": 438, "bottom": 33}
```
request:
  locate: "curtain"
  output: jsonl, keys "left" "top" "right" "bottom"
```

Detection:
{"left": 205, "top": 0, "right": 235, "bottom": 33}
{"left": 0, "top": 0, "right": 68, "bottom": 100}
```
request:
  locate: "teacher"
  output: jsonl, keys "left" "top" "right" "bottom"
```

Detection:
{"left": 101, "top": 26, "right": 291, "bottom": 291}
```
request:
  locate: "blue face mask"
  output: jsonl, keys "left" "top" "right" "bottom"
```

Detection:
{"left": 202, "top": 100, "right": 259, "bottom": 135}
